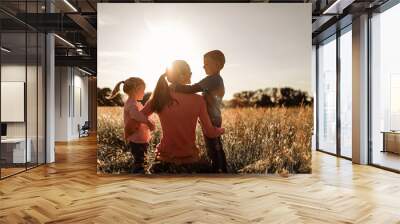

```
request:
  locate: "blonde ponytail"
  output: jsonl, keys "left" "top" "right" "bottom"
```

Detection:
{"left": 107, "top": 80, "right": 125, "bottom": 100}
{"left": 107, "top": 77, "right": 145, "bottom": 100}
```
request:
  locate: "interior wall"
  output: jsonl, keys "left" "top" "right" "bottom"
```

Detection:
{"left": 71, "top": 71, "right": 89, "bottom": 138}
{"left": 55, "top": 66, "right": 69, "bottom": 141}
{"left": 1, "top": 64, "right": 39, "bottom": 139}
{"left": 55, "top": 66, "right": 89, "bottom": 141}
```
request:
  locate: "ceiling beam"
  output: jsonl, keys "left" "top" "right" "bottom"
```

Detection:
{"left": 55, "top": 55, "right": 96, "bottom": 73}
{"left": 67, "top": 13, "right": 97, "bottom": 46}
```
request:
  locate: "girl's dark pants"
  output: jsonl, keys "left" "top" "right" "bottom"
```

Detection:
{"left": 128, "top": 142, "right": 148, "bottom": 168}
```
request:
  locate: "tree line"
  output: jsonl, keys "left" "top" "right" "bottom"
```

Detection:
{"left": 226, "top": 87, "right": 313, "bottom": 108}
{"left": 97, "top": 87, "right": 313, "bottom": 108}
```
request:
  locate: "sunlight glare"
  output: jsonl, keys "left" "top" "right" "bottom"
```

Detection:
{"left": 133, "top": 20, "right": 201, "bottom": 89}
{"left": 139, "top": 21, "right": 195, "bottom": 71}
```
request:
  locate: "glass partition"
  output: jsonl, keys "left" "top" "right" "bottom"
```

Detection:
{"left": 0, "top": 2, "right": 46, "bottom": 179}
{"left": 317, "top": 36, "right": 337, "bottom": 154}
{"left": 26, "top": 0, "right": 45, "bottom": 169}
{"left": 1, "top": 31, "right": 28, "bottom": 177}
{"left": 27, "top": 30, "right": 38, "bottom": 169}
{"left": 38, "top": 32, "right": 46, "bottom": 165}
{"left": 371, "top": 3, "right": 400, "bottom": 171}
{"left": 339, "top": 27, "right": 352, "bottom": 158}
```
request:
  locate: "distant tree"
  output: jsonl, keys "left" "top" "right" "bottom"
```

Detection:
{"left": 231, "top": 91, "right": 255, "bottom": 107}
{"left": 97, "top": 87, "right": 124, "bottom": 106}
{"left": 279, "top": 87, "right": 310, "bottom": 107}
{"left": 98, "top": 86, "right": 313, "bottom": 108}
{"left": 228, "top": 87, "right": 313, "bottom": 108}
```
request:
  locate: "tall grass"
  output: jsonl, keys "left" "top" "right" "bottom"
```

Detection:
{"left": 97, "top": 106, "right": 312, "bottom": 175}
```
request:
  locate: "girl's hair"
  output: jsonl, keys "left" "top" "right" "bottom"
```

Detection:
{"left": 107, "top": 77, "right": 145, "bottom": 99}
{"left": 149, "top": 60, "right": 190, "bottom": 113}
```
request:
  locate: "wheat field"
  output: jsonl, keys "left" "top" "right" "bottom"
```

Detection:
{"left": 97, "top": 106, "right": 313, "bottom": 175}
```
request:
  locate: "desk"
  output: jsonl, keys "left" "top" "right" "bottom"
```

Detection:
{"left": 1, "top": 138, "right": 32, "bottom": 163}
{"left": 381, "top": 131, "right": 400, "bottom": 154}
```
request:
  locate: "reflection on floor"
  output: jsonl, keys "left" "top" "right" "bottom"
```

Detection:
{"left": 0, "top": 163, "right": 42, "bottom": 178}
{"left": 340, "top": 147, "right": 352, "bottom": 158}
{"left": 0, "top": 167, "right": 25, "bottom": 178}
{"left": 0, "top": 136, "right": 400, "bottom": 223}
{"left": 373, "top": 150, "right": 400, "bottom": 171}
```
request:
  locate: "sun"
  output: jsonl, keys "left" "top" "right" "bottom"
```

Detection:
{"left": 133, "top": 20, "right": 203, "bottom": 91}
{"left": 139, "top": 21, "right": 195, "bottom": 71}
{"left": 136, "top": 20, "right": 199, "bottom": 89}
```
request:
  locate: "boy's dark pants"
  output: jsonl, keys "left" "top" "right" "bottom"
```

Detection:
{"left": 128, "top": 142, "right": 148, "bottom": 169}
{"left": 204, "top": 120, "right": 228, "bottom": 173}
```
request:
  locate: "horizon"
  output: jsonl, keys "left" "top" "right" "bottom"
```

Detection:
{"left": 97, "top": 84, "right": 313, "bottom": 101}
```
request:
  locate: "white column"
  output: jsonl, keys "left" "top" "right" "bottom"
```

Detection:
{"left": 54, "top": 67, "right": 73, "bottom": 141}
{"left": 45, "top": 0, "right": 56, "bottom": 163}
{"left": 352, "top": 14, "right": 369, "bottom": 164}
{"left": 46, "top": 33, "right": 55, "bottom": 163}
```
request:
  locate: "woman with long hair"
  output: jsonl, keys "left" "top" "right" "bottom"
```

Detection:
{"left": 142, "top": 60, "right": 224, "bottom": 167}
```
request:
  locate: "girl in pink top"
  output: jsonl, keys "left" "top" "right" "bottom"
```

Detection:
{"left": 142, "top": 60, "right": 224, "bottom": 167}
{"left": 108, "top": 77, "right": 154, "bottom": 173}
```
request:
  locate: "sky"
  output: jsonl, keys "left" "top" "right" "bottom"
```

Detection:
{"left": 98, "top": 3, "right": 311, "bottom": 100}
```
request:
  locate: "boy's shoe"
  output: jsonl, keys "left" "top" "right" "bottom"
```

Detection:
{"left": 216, "top": 168, "right": 227, "bottom": 173}
{"left": 216, "top": 150, "right": 228, "bottom": 173}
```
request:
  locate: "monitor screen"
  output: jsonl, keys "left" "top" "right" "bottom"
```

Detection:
{"left": 1, "top": 123, "right": 7, "bottom": 137}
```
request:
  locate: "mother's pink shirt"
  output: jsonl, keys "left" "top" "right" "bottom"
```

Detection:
{"left": 142, "top": 92, "right": 224, "bottom": 164}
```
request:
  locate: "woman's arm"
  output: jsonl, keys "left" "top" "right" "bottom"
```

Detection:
{"left": 198, "top": 98, "right": 224, "bottom": 138}
{"left": 141, "top": 100, "right": 154, "bottom": 116}
{"left": 128, "top": 104, "right": 149, "bottom": 123}
{"left": 140, "top": 100, "right": 155, "bottom": 130}
{"left": 126, "top": 101, "right": 155, "bottom": 131}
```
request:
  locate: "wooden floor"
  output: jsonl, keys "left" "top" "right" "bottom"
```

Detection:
{"left": 1, "top": 136, "right": 400, "bottom": 223}
{"left": 1, "top": 167, "right": 26, "bottom": 178}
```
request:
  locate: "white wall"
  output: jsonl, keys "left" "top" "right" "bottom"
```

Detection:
{"left": 1, "top": 65, "right": 26, "bottom": 138}
{"left": 72, "top": 73, "right": 89, "bottom": 138}
{"left": 55, "top": 66, "right": 69, "bottom": 141}
{"left": 1, "top": 65, "right": 40, "bottom": 137}
{"left": 1, "top": 63, "right": 46, "bottom": 164}
{"left": 55, "top": 67, "right": 89, "bottom": 141}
